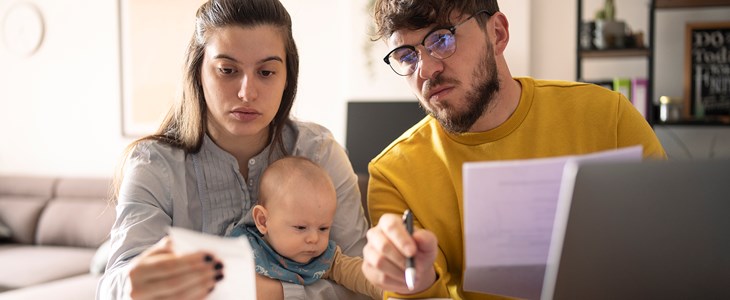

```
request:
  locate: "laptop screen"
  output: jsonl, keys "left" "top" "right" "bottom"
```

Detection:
{"left": 543, "top": 159, "right": 730, "bottom": 300}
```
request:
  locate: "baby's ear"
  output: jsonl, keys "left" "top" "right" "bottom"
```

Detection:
{"left": 252, "top": 204, "right": 269, "bottom": 234}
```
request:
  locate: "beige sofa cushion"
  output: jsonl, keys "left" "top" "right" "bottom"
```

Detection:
{"left": 0, "top": 246, "right": 95, "bottom": 291}
{"left": 0, "top": 177, "right": 55, "bottom": 197}
{"left": 0, "top": 196, "right": 50, "bottom": 244}
{"left": 0, "top": 273, "right": 99, "bottom": 300}
{"left": 35, "top": 178, "right": 114, "bottom": 248}
{"left": 0, "top": 176, "right": 55, "bottom": 245}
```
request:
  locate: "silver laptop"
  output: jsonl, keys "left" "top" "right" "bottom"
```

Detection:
{"left": 542, "top": 159, "right": 730, "bottom": 300}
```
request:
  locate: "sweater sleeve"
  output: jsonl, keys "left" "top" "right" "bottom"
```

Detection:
{"left": 367, "top": 165, "right": 451, "bottom": 299}
{"left": 615, "top": 93, "right": 667, "bottom": 159}
{"left": 325, "top": 246, "right": 384, "bottom": 300}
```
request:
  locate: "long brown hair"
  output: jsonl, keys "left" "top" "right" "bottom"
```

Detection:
{"left": 112, "top": 0, "right": 299, "bottom": 200}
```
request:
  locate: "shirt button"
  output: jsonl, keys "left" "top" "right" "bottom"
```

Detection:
{"left": 248, "top": 159, "right": 256, "bottom": 165}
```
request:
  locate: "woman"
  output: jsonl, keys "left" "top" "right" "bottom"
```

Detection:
{"left": 97, "top": 0, "right": 368, "bottom": 299}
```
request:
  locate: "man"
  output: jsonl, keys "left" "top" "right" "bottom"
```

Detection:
{"left": 360, "top": 0, "right": 667, "bottom": 299}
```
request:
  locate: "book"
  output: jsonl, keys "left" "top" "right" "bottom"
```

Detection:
{"left": 631, "top": 78, "right": 648, "bottom": 118}
{"left": 462, "top": 146, "right": 642, "bottom": 299}
{"left": 613, "top": 77, "right": 632, "bottom": 100}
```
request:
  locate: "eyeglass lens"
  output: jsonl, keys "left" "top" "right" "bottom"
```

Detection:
{"left": 388, "top": 28, "right": 457, "bottom": 76}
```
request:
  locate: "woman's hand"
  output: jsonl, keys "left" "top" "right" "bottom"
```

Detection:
{"left": 128, "top": 237, "right": 224, "bottom": 300}
{"left": 361, "top": 213, "right": 439, "bottom": 294}
{"left": 255, "top": 274, "right": 283, "bottom": 300}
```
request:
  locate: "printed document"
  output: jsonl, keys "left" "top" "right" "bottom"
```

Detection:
{"left": 169, "top": 227, "right": 256, "bottom": 299}
{"left": 462, "top": 146, "right": 642, "bottom": 299}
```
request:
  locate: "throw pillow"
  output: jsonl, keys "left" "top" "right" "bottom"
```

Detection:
{"left": 90, "top": 239, "right": 111, "bottom": 275}
{"left": 0, "top": 219, "right": 12, "bottom": 242}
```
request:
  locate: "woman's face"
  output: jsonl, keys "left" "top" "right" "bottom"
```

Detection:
{"left": 201, "top": 25, "right": 287, "bottom": 145}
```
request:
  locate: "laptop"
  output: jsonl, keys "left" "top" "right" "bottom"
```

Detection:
{"left": 542, "top": 159, "right": 730, "bottom": 300}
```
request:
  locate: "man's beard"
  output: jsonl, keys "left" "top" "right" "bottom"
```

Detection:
{"left": 422, "top": 41, "right": 500, "bottom": 133}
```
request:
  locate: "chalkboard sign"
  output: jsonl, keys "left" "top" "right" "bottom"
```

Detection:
{"left": 684, "top": 22, "right": 730, "bottom": 122}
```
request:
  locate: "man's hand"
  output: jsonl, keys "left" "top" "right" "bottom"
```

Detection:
{"left": 361, "top": 213, "right": 439, "bottom": 294}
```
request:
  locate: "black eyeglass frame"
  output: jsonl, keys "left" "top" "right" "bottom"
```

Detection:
{"left": 382, "top": 10, "right": 494, "bottom": 76}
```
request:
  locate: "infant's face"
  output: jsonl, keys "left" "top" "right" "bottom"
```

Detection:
{"left": 264, "top": 186, "right": 336, "bottom": 264}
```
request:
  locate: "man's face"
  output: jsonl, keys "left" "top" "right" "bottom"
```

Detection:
{"left": 386, "top": 13, "right": 500, "bottom": 133}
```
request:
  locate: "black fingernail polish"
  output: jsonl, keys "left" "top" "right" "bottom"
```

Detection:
{"left": 214, "top": 262, "right": 223, "bottom": 270}
{"left": 204, "top": 254, "right": 213, "bottom": 262}
{"left": 215, "top": 273, "right": 224, "bottom": 281}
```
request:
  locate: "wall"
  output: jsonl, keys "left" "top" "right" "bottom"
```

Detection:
{"left": 0, "top": 0, "right": 129, "bottom": 177}
{"left": 1, "top": 0, "right": 728, "bottom": 177}
{"left": 0, "top": 0, "right": 528, "bottom": 177}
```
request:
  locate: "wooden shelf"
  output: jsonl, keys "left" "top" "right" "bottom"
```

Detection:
{"left": 579, "top": 48, "right": 650, "bottom": 58}
{"left": 655, "top": 0, "right": 730, "bottom": 9}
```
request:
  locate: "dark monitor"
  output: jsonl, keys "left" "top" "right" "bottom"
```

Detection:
{"left": 345, "top": 101, "right": 426, "bottom": 174}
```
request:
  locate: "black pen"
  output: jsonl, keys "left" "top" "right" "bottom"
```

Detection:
{"left": 402, "top": 209, "right": 415, "bottom": 291}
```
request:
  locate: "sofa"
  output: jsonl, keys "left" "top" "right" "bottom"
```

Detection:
{"left": 0, "top": 173, "right": 370, "bottom": 299}
{"left": 0, "top": 176, "right": 115, "bottom": 300}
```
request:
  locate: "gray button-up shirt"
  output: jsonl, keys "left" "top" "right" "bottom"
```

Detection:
{"left": 98, "top": 121, "right": 369, "bottom": 299}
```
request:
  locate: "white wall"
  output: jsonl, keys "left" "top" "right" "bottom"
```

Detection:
{"left": 0, "top": 0, "right": 529, "bottom": 177}
{"left": 1, "top": 0, "right": 728, "bottom": 177}
{"left": 0, "top": 0, "right": 130, "bottom": 177}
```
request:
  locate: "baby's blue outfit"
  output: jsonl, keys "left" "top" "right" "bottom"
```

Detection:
{"left": 228, "top": 225, "right": 336, "bottom": 285}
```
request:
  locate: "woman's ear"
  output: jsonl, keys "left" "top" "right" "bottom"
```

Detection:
{"left": 252, "top": 205, "right": 269, "bottom": 234}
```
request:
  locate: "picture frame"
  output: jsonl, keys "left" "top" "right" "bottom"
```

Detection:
{"left": 683, "top": 21, "right": 730, "bottom": 123}
{"left": 119, "top": 0, "right": 202, "bottom": 137}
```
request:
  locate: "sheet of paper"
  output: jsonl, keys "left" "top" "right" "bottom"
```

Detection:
{"left": 462, "top": 146, "right": 642, "bottom": 299}
{"left": 168, "top": 227, "right": 256, "bottom": 299}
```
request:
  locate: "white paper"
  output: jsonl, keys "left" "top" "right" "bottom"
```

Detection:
{"left": 168, "top": 227, "right": 256, "bottom": 300}
{"left": 462, "top": 146, "right": 642, "bottom": 299}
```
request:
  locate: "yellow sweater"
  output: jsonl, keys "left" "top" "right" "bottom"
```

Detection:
{"left": 367, "top": 77, "right": 666, "bottom": 300}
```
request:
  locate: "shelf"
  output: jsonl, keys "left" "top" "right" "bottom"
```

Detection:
{"left": 654, "top": 118, "right": 730, "bottom": 126}
{"left": 655, "top": 0, "right": 730, "bottom": 9}
{"left": 580, "top": 48, "right": 650, "bottom": 58}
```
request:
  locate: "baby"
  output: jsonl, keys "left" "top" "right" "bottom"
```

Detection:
{"left": 228, "top": 156, "right": 381, "bottom": 300}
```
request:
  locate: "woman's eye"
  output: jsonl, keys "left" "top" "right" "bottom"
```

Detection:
{"left": 218, "top": 67, "right": 235, "bottom": 75}
{"left": 260, "top": 70, "right": 274, "bottom": 77}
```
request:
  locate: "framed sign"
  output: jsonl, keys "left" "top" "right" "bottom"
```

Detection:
{"left": 684, "top": 22, "right": 730, "bottom": 122}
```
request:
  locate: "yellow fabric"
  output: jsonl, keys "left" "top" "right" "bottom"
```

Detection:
{"left": 325, "top": 246, "right": 383, "bottom": 300}
{"left": 367, "top": 77, "right": 667, "bottom": 300}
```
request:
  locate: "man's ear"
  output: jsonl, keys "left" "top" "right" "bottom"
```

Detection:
{"left": 490, "top": 12, "right": 510, "bottom": 55}
{"left": 252, "top": 205, "right": 269, "bottom": 234}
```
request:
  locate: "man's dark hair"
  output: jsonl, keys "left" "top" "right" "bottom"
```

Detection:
{"left": 372, "top": 0, "right": 500, "bottom": 40}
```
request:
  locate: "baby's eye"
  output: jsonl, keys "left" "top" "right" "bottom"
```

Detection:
{"left": 319, "top": 227, "right": 330, "bottom": 232}
{"left": 294, "top": 226, "right": 307, "bottom": 231}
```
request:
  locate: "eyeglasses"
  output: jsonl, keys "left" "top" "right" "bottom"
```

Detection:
{"left": 383, "top": 10, "right": 493, "bottom": 76}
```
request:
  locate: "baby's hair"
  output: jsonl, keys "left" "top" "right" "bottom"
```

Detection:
{"left": 258, "top": 156, "right": 335, "bottom": 207}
